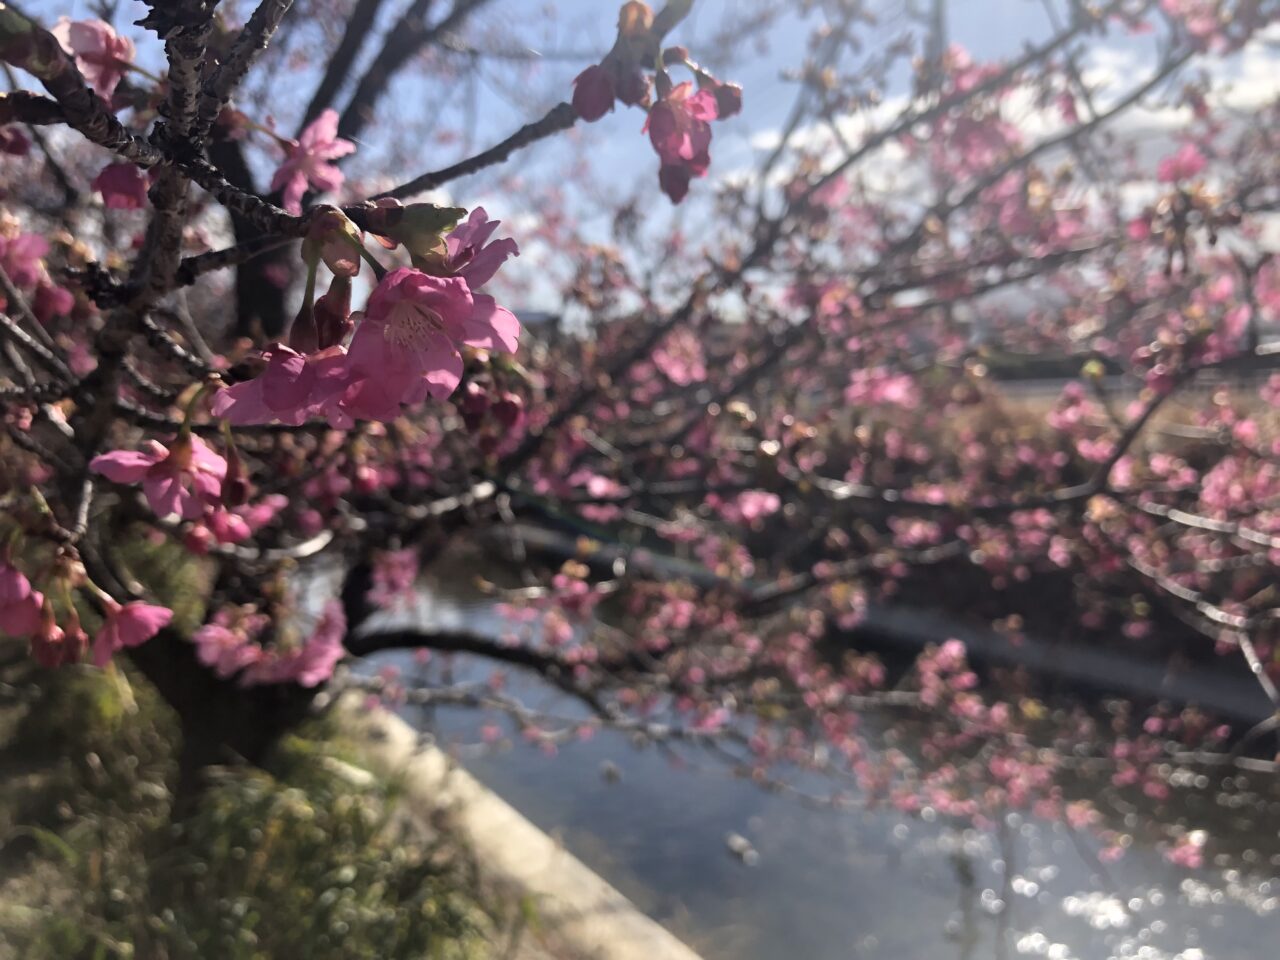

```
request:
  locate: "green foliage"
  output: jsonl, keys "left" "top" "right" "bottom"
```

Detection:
{"left": 0, "top": 666, "right": 489, "bottom": 960}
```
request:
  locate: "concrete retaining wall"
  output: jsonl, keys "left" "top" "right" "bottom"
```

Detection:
{"left": 345, "top": 701, "right": 706, "bottom": 960}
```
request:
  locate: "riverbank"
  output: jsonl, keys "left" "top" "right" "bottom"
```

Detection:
{"left": 343, "top": 694, "right": 706, "bottom": 960}
{"left": 356, "top": 573, "right": 1280, "bottom": 960}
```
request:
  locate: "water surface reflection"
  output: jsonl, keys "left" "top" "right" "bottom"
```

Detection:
{"left": 359, "top": 580, "right": 1280, "bottom": 960}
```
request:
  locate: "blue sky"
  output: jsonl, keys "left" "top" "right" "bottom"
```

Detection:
{"left": 27, "top": 1, "right": 1280, "bottom": 317}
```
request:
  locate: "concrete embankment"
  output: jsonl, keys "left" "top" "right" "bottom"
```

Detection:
{"left": 345, "top": 700, "right": 706, "bottom": 960}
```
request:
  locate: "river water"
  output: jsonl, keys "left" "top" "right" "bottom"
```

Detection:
{"left": 358, "top": 577, "right": 1280, "bottom": 960}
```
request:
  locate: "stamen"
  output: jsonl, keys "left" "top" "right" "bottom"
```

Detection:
{"left": 384, "top": 301, "right": 443, "bottom": 347}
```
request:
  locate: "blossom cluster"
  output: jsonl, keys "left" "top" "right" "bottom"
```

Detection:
{"left": 192, "top": 601, "right": 346, "bottom": 688}
{"left": 212, "top": 206, "right": 520, "bottom": 427}
{"left": 1, "top": 558, "right": 171, "bottom": 670}
{"left": 570, "top": 1, "right": 742, "bottom": 202}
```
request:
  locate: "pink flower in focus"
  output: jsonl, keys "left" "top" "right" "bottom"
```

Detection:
{"left": 211, "top": 343, "right": 331, "bottom": 426}
{"left": 92, "top": 600, "right": 172, "bottom": 667}
{"left": 91, "top": 435, "right": 227, "bottom": 520}
{"left": 647, "top": 83, "right": 718, "bottom": 166}
{"left": 0, "top": 561, "right": 44, "bottom": 638}
{"left": 51, "top": 18, "right": 135, "bottom": 101}
{"left": 1157, "top": 143, "right": 1206, "bottom": 183}
{"left": 442, "top": 207, "right": 520, "bottom": 291}
{"left": 92, "top": 163, "right": 149, "bottom": 209}
{"left": 336, "top": 269, "right": 475, "bottom": 419}
{"left": 270, "top": 109, "right": 355, "bottom": 215}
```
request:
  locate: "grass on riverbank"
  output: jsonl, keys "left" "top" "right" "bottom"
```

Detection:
{"left": 0, "top": 654, "right": 499, "bottom": 960}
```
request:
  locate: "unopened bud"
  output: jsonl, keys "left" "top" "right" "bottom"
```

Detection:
{"left": 0, "top": 8, "right": 68, "bottom": 82}
{"left": 572, "top": 63, "right": 616, "bottom": 122}
{"left": 712, "top": 81, "right": 743, "bottom": 118}
{"left": 302, "top": 207, "right": 363, "bottom": 277}
{"left": 313, "top": 275, "right": 353, "bottom": 350}
{"left": 491, "top": 391, "right": 525, "bottom": 429}
{"left": 618, "top": 1, "right": 654, "bottom": 37}
{"left": 367, "top": 202, "right": 467, "bottom": 267}
{"left": 223, "top": 444, "right": 252, "bottom": 507}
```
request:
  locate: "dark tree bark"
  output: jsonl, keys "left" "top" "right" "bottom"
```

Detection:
{"left": 207, "top": 137, "right": 293, "bottom": 339}
{"left": 126, "top": 625, "right": 316, "bottom": 818}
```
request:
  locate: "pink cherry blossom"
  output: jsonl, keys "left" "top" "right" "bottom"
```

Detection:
{"left": 270, "top": 109, "right": 356, "bottom": 215}
{"left": 92, "top": 163, "right": 149, "bottom": 210}
{"left": 1165, "top": 830, "right": 1207, "bottom": 869}
{"left": 334, "top": 269, "right": 476, "bottom": 419}
{"left": 51, "top": 18, "right": 135, "bottom": 101}
{"left": 192, "top": 606, "right": 269, "bottom": 679}
{"left": 0, "top": 561, "right": 44, "bottom": 638}
{"left": 33, "top": 281, "right": 75, "bottom": 324}
{"left": 0, "top": 232, "right": 53, "bottom": 288}
{"left": 653, "top": 328, "right": 707, "bottom": 385}
{"left": 443, "top": 207, "right": 520, "bottom": 290}
{"left": 845, "top": 367, "right": 921, "bottom": 409}
{"left": 645, "top": 82, "right": 719, "bottom": 202}
{"left": 647, "top": 82, "right": 718, "bottom": 166}
{"left": 91, "top": 436, "right": 227, "bottom": 520}
{"left": 1160, "top": 0, "right": 1222, "bottom": 44}
{"left": 212, "top": 343, "right": 330, "bottom": 426}
{"left": 708, "top": 490, "right": 782, "bottom": 524}
{"left": 92, "top": 601, "right": 173, "bottom": 667}
{"left": 1157, "top": 142, "right": 1207, "bottom": 183}
{"left": 286, "top": 601, "right": 347, "bottom": 686}
{"left": 368, "top": 548, "right": 420, "bottom": 610}
{"left": 459, "top": 294, "right": 521, "bottom": 355}
{"left": 240, "top": 601, "right": 347, "bottom": 687}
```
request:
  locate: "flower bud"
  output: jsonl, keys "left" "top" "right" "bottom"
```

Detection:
{"left": 301, "top": 207, "right": 363, "bottom": 278}
{"left": 368, "top": 202, "right": 467, "bottom": 267}
{"left": 491, "top": 391, "right": 525, "bottom": 430}
{"left": 222, "top": 444, "right": 252, "bottom": 508}
{"left": 618, "top": 1, "right": 654, "bottom": 37}
{"left": 313, "top": 274, "right": 353, "bottom": 350}
{"left": 572, "top": 64, "right": 616, "bottom": 122}
{"left": 712, "top": 81, "right": 743, "bottom": 119}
